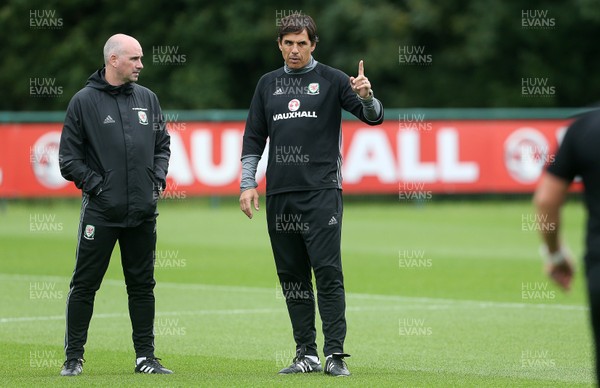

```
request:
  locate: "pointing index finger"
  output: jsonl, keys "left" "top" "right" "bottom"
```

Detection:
{"left": 358, "top": 60, "right": 364, "bottom": 77}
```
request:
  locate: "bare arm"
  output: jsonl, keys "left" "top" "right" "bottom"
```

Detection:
{"left": 533, "top": 172, "right": 574, "bottom": 290}
{"left": 533, "top": 172, "right": 569, "bottom": 252}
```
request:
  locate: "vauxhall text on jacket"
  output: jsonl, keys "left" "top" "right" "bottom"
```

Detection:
{"left": 59, "top": 68, "right": 170, "bottom": 227}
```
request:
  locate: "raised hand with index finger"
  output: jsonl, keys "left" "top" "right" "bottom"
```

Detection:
{"left": 349, "top": 60, "right": 372, "bottom": 99}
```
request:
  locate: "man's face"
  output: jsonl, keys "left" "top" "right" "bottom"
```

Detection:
{"left": 278, "top": 30, "right": 316, "bottom": 69}
{"left": 112, "top": 41, "right": 144, "bottom": 84}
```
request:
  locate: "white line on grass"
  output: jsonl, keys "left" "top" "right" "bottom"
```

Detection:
{"left": 0, "top": 272, "right": 588, "bottom": 325}
{"left": 0, "top": 305, "right": 424, "bottom": 324}
{"left": 348, "top": 293, "right": 587, "bottom": 311}
{"left": 0, "top": 308, "right": 283, "bottom": 324}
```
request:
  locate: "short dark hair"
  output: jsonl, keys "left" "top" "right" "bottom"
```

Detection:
{"left": 277, "top": 14, "right": 319, "bottom": 44}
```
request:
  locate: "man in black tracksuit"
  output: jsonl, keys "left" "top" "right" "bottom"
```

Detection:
{"left": 534, "top": 109, "right": 600, "bottom": 383}
{"left": 58, "top": 34, "right": 172, "bottom": 376}
{"left": 239, "top": 15, "right": 384, "bottom": 376}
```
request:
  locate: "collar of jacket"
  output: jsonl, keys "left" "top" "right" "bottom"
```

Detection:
{"left": 86, "top": 67, "right": 134, "bottom": 95}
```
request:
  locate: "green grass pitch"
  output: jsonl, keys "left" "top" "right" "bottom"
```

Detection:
{"left": 0, "top": 197, "right": 594, "bottom": 386}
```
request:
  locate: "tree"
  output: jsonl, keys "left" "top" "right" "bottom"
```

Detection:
{"left": 1, "top": 0, "right": 599, "bottom": 110}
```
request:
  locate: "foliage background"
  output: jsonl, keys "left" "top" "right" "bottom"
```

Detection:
{"left": 2, "top": 0, "right": 600, "bottom": 110}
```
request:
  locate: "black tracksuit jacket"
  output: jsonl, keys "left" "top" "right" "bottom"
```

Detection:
{"left": 242, "top": 62, "right": 384, "bottom": 196}
{"left": 59, "top": 68, "right": 170, "bottom": 227}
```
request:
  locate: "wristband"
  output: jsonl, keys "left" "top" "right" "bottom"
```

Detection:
{"left": 539, "top": 244, "right": 568, "bottom": 265}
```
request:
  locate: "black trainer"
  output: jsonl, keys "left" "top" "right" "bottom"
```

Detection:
{"left": 60, "top": 358, "right": 84, "bottom": 376}
{"left": 325, "top": 353, "right": 351, "bottom": 376}
{"left": 134, "top": 357, "right": 173, "bottom": 374}
{"left": 278, "top": 346, "right": 322, "bottom": 374}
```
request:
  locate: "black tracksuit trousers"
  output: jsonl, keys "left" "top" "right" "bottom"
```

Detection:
{"left": 586, "top": 253, "right": 600, "bottom": 381}
{"left": 266, "top": 189, "right": 347, "bottom": 357}
{"left": 64, "top": 211, "right": 157, "bottom": 360}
